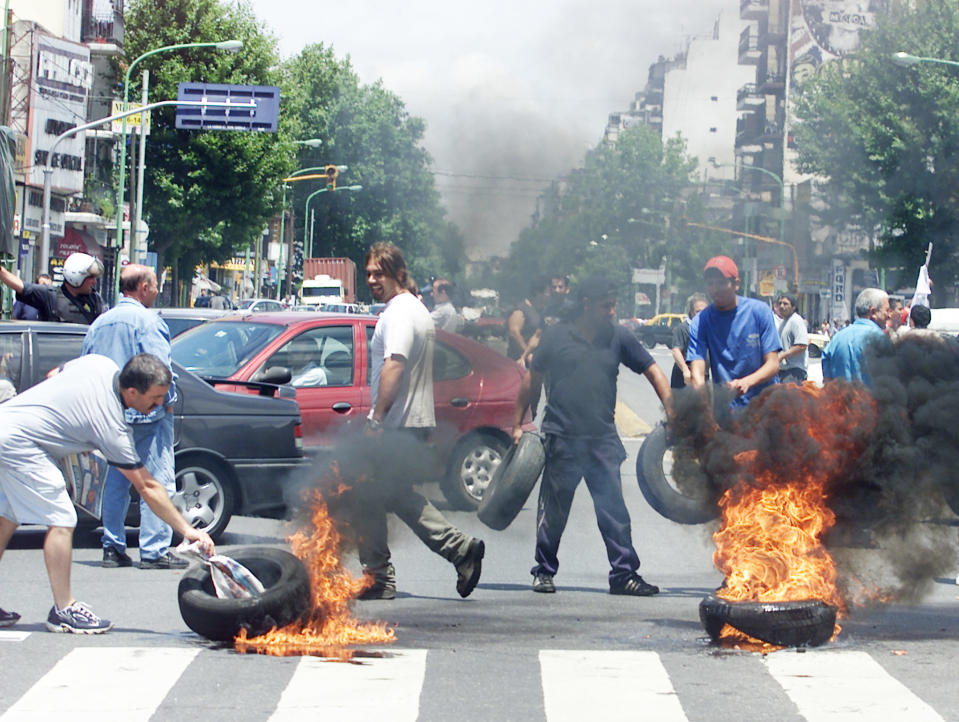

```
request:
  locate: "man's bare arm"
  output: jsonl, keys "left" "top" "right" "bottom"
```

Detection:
{"left": 120, "top": 466, "right": 214, "bottom": 554}
{"left": 778, "top": 343, "right": 808, "bottom": 362}
{"left": 507, "top": 310, "right": 529, "bottom": 356}
{"left": 670, "top": 346, "right": 691, "bottom": 383}
{"left": 0, "top": 266, "right": 24, "bottom": 295}
{"left": 728, "top": 351, "right": 781, "bottom": 397}
{"left": 689, "top": 358, "right": 707, "bottom": 387}
{"left": 643, "top": 363, "right": 674, "bottom": 423}
{"left": 510, "top": 368, "right": 542, "bottom": 444}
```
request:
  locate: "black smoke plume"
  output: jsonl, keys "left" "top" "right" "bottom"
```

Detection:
{"left": 671, "top": 332, "right": 959, "bottom": 604}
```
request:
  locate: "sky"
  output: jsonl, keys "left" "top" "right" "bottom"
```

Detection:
{"left": 246, "top": 0, "right": 731, "bottom": 258}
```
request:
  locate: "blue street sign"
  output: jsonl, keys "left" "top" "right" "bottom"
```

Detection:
{"left": 175, "top": 83, "right": 280, "bottom": 132}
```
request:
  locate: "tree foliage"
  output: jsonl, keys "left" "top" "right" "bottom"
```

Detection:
{"left": 499, "top": 125, "right": 720, "bottom": 312}
{"left": 793, "top": 0, "right": 959, "bottom": 293}
{"left": 280, "top": 45, "right": 465, "bottom": 294}
{"left": 124, "top": 0, "right": 294, "bottom": 281}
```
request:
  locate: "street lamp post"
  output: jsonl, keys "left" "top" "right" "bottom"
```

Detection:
{"left": 114, "top": 39, "right": 242, "bottom": 262}
{"left": 303, "top": 185, "right": 362, "bottom": 259}
{"left": 43, "top": 98, "right": 254, "bottom": 273}
{"left": 892, "top": 52, "right": 959, "bottom": 69}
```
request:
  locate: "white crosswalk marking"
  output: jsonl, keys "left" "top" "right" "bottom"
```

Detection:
{"left": 268, "top": 649, "right": 428, "bottom": 722}
{"left": 539, "top": 650, "right": 687, "bottom": 721}
{"left": 766, "top": 650, "right": 944, "bottom": 722}
{"left": 0, "top": 631, "right": 29, "bottom": 642}
{"left": 0, "top": 647, "right": 198, "bottom": 721}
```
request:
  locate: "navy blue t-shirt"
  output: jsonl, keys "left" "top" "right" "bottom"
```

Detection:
{"left": 531, "top": 320, "right": 654, "bottom": 437}
{"left": 686, "top": 296, "right": 781, "bottom": 407}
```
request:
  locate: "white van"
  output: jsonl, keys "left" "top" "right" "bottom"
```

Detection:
{"left": 928, "top": 308, "right": 959, "bottom": 335}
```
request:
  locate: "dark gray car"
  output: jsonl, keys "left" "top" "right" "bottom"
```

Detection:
{"left": 0, "top": 321, "right": 308, "bottom": 539}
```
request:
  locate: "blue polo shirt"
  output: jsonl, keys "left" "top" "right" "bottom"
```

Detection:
{"left": 687, "top": 296, "right": 781, "bottom": 407}
{"left": 531, "top": 320, "right": 654, "bottom": 438}
{"left": 821, "top": 318, "right": 887, "bottom": 385}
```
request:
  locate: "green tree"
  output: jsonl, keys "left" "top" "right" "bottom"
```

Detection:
{"left": 793, "top": 0, "right": 959, "bottom": 294}
{"left": 281, "top": 45, "right": 464, "bottom": 296}
{"left": 499, "top": 125, "right": 706, "bottom": 312}
{"left": 123, "top": 0, "right": 294, "bottom": 291}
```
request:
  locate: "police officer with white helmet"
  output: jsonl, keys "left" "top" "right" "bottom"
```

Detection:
{"left": 0, "top": 252, "right": 105, "bottom": 323}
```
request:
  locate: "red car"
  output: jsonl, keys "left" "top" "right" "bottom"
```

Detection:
{"left": 171, "top": 311, "right": 533, "bottom": 509}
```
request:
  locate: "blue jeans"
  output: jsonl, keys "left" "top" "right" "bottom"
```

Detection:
{"left": 532, "top": 434, "right": 639, "bottom": 585}
{"left": 101, "top": 413, "right": 175, "bottom": 560}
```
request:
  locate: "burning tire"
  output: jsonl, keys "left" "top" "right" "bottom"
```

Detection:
{"left": 699, "top": 594, "right": 837, "bottom": 647}
{"left": 477, "top": 432, "right": 545, "bottom": 531}
{"left": 177, "top": 546, "right": 311, "bottom": 642}
{"left": 636, "top": 423, "right": 719, "bottom": 525}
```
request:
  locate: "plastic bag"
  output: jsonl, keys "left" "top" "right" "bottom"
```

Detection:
{"left": 174, "top": 540, "right": 265, "bottom": 599}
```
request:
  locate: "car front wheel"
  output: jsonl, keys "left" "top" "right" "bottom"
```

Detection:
{"left": 442, "top": 432, "right": 509, "bottom": 510}
{"left": 173, "top": 455, "right": 236, "bottom": 541}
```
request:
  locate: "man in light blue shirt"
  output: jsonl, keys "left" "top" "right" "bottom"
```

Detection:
{"left": 687, "top": 256, "right": 781, "bottom": 408}
{"left": 822, "top": 288, "right": 892, "bottom": 385}
{"left": 82, "top": 264, "right": 185, "bottom": 570}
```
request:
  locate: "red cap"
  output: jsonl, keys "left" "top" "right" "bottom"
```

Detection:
{"left": 704, "top": 255, "right": 739, "bottom": 280}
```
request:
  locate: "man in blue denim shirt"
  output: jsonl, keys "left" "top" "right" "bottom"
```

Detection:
{"left": 81, "top": 264, "right": 185, "bottom": 570}
{"left": 822, "top": 287, "right": 893, "bottom": 385}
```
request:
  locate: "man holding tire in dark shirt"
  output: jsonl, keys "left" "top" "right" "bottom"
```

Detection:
{"left": 510, "top": 276, "right": 672, "bottom": 596}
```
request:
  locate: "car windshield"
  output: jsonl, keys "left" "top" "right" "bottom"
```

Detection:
{"left": 172, "top": 321, "right": 285, "bottom": 378}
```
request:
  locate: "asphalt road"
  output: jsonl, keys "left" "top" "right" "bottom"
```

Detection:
{"left": 0, "top": 346, "right": 956, "bottom": 721}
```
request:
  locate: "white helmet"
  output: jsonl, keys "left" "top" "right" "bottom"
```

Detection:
{"left": 62, "top": 252, "right": 104, "bottom": 287}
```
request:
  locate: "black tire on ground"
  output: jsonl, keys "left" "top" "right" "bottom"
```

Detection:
{"left": 173, "top": 455, "right": 236, "bottom": 541}
{"left": 477, "top": 432, "right": 546, "bottom": 531}
{"left": 441, "top": 432, "right": 510, "bottom": 510}
{"left": 177, "top": 546, "right": 311, "bottom": 642}
{"left": 699, "top": 594, "right": 838, "bottom": 647}
{"left": 636, "top": 423, "right": 719, "bottom": 525}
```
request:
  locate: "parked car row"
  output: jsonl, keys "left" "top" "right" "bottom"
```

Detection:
{"left": 0, "top": 321, "right": 308, "bottom": 540}
{"left": 171, "top": 310, "right": 535, "bottom": 510}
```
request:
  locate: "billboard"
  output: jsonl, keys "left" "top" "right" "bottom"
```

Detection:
{"left": 28, "top": 34, "right": 92, "bottom": 193}
{"left": 785, "top": 1, "right": 888, "bottom": 186}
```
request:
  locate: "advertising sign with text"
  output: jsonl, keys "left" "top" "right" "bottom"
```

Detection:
{"left": 28, "top": 34, "right": 92, "bottom": 193}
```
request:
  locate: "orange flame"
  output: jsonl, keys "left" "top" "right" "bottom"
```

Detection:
{"left": 710, "top": 382, "right": 878, "bottom": 644}
{"left": 235, "top": 488, "right": 395, "bottom": 658}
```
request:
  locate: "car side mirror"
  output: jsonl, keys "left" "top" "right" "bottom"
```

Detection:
{"left": 251, "top": 366, "right": 293, "bottom": 385}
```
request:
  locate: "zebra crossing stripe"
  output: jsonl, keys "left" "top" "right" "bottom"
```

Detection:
{"left": 539, "top": 650, "right": 687, "bottom": 721}
{"left": 0, "top": 631, "right": 29, "bottom": 642}
{"left": 766, "top": 650, "right": 944, "bottom": 722}
{"left": 0, "top": 647, "right": 199, "bottom": 721}
{"left": 269, "top": 649, "right": 428, "bottom": 722}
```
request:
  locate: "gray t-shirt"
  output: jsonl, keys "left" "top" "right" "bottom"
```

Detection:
{"left": 369, "top": 292, "right": 435, "bottom": 429}
{"left": 779, "top": 313, "right": 809, "bottom": 372}
{"left": 0, "top": 354, "right": 141, "bottom": 468}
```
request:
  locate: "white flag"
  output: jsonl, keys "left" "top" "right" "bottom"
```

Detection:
{"left": 912, "top": 264, "right": 931, "bottom": 308}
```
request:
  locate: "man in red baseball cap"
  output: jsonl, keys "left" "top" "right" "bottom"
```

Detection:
{"left": 686, "top": 255, "right": 781, "bottom": 407}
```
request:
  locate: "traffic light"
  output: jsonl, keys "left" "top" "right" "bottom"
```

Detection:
{"left": 324, "top": 164, "right": 338, "bottom": 189}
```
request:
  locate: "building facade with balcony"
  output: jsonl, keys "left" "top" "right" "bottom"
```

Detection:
{"left": 3, "top": 0, "right": 123, "bottom": 298}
